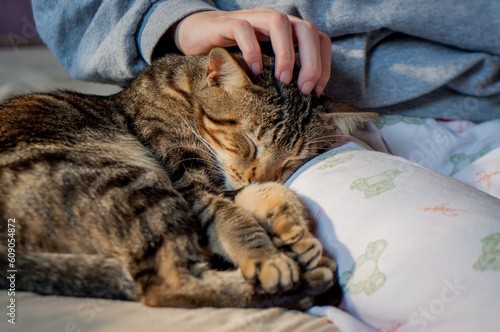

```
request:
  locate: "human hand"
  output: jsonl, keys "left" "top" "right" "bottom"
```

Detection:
{"left": 172, "top": 7, "right": 331, "bottom": 96}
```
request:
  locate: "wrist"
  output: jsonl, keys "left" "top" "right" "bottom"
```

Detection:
{"left": 151, "top": 9, "right": 217, "bottom": 60}
{"left": 172, "top": 11, "right": 208, "bottom": 55}
{"left": 171, "top": 15, "right": 189, "bottom": 54}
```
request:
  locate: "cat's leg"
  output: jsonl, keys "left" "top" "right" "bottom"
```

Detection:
{"left": 66, "top": 154, "right": 304, "bottom": 307}
{"left": 119, "top": 178, "right": 332, "bottom": 308}
{"left": 0, "top": 246, "right": 138, "bottom": 300}
{"left": 137, "top": 237, "right": 327, "bottom": 309}
{"left": 196, "top": 193, "right": 301, "bottom": 294}
{"left": 172, "top": 175, "right": 302, "bottom": 294}
{"left": 234, "top": 183, "right": 338, "bottom": 286}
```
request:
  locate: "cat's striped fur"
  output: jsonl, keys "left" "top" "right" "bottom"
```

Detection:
{"left": 0, "top": 48, "right": 375, "bottom": 308}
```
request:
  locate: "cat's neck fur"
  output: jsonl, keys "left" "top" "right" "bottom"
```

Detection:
{"left": 111, "top": 54, "right": 224, "bottom": 188}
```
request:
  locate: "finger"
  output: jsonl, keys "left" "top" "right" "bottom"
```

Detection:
{"left": 315, "top": 32, "right": 332, "bottom": 96}
{"left": 221, "top": 18, "right": 263, "bottom": 75}
{"left": 264, "top": 12, "right": 296, "bottom": 84}
{"left": 227, "top": 8, "right": 296, "bottom": 83}
{"left": 291, "top": 19, "right": 322, "bottom": 95}
{"left": 177, "top": 13, "right": 264, "bottom": 75}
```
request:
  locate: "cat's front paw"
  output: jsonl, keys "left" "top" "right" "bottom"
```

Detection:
{"left": 235, "top": 183, "right": 323, "bottom": 270}
{"left": 240, "top": 253, "right": 300, "bottom": 294}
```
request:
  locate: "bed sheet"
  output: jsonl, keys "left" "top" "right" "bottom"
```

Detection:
{"left": 358, "top": 115, "right": 500, "bottom": 199}
{"left": 288, "top": 117, "right": 500, "bottom": 332}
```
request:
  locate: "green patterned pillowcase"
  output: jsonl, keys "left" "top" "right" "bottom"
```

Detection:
{"left": 287, "top": 143, "right": 500, "bottom": 332}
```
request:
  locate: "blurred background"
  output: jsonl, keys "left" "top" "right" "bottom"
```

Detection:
{"left": 0, "top": 0, "right": 121, "bottom": 102}
{"left": 0, "top": 0, "right": 43, "bottom": 47}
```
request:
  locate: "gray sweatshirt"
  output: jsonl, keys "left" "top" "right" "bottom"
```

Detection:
{"left": 32, "top": 0, "right": 500, "bottom": 121}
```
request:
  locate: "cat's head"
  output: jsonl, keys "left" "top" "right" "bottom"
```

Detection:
{"left": 192, "top": 48, "right": 376, "bottom": 190}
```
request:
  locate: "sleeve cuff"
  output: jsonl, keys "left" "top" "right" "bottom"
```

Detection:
{"left": 138, "top": 0, "right": 218, "bottom": 64}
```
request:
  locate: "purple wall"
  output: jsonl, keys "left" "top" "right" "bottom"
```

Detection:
{"left": 0, "top": 0, "right": 40, "bottom": 45}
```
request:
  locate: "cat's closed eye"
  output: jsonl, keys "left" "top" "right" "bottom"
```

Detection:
{"left": 245, "top": 135, "right": 258, "bottom": 160}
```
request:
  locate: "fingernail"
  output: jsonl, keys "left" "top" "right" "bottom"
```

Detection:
{"left": 251, "top": 62, "right": 261, "bottom": 75}
{"left": 299, "top": 81, "right": 315, "bottom": 95}
{"left": 279, "top": 70, "right": 292, "bottom": 85}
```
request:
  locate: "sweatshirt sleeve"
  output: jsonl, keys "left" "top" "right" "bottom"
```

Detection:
{"left": 31, "top": 0, "right": 217, "bottom": 85}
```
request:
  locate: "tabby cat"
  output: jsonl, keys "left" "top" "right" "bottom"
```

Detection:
{"left": 0, "top": 48, "right": 375, "bottom": 309}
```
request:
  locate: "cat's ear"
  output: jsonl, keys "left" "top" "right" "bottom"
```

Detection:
{"left": 207, "top": 48, "right": 252, "bottom": 90}
{"left": 321, "top": 100, "right": 378, "bottom": 135}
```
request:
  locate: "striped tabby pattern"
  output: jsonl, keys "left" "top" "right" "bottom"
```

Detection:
{"left": 0, "top": 48, "right": 375, "bottom": 308}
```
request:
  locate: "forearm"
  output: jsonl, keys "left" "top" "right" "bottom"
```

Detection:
{"left": 32, "top": 0, "right": 217, "bottom": 85}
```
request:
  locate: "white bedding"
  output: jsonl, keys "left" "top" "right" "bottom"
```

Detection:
{"left": 286, "top": 117, "right": 500, "bottom": 331}
{"left": 1, "top": 46, "right": 499, "bottom": 332}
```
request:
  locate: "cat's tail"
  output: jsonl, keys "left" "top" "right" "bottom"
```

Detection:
{"left": 0, "top": 246, "right": 139, "bottom": 301}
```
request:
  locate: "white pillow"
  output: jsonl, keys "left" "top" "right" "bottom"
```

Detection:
{"left": 286, "top": 142, "right": 500, "bottom": 332}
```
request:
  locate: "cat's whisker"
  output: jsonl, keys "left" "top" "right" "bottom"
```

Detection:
{"left": 305, "top": 136, "right": 345, "bottom": 145}
{"left": 174, "top": 158, "right": 224, "bottom": 172}
{"left": 179, "top": 117, "right": 221, "bottom": 164}
{"left": 311, "top": 133, "right": 345, "bottom": 138}
{"left": 164, "top": 144, "right": 219, "bottom": 165}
